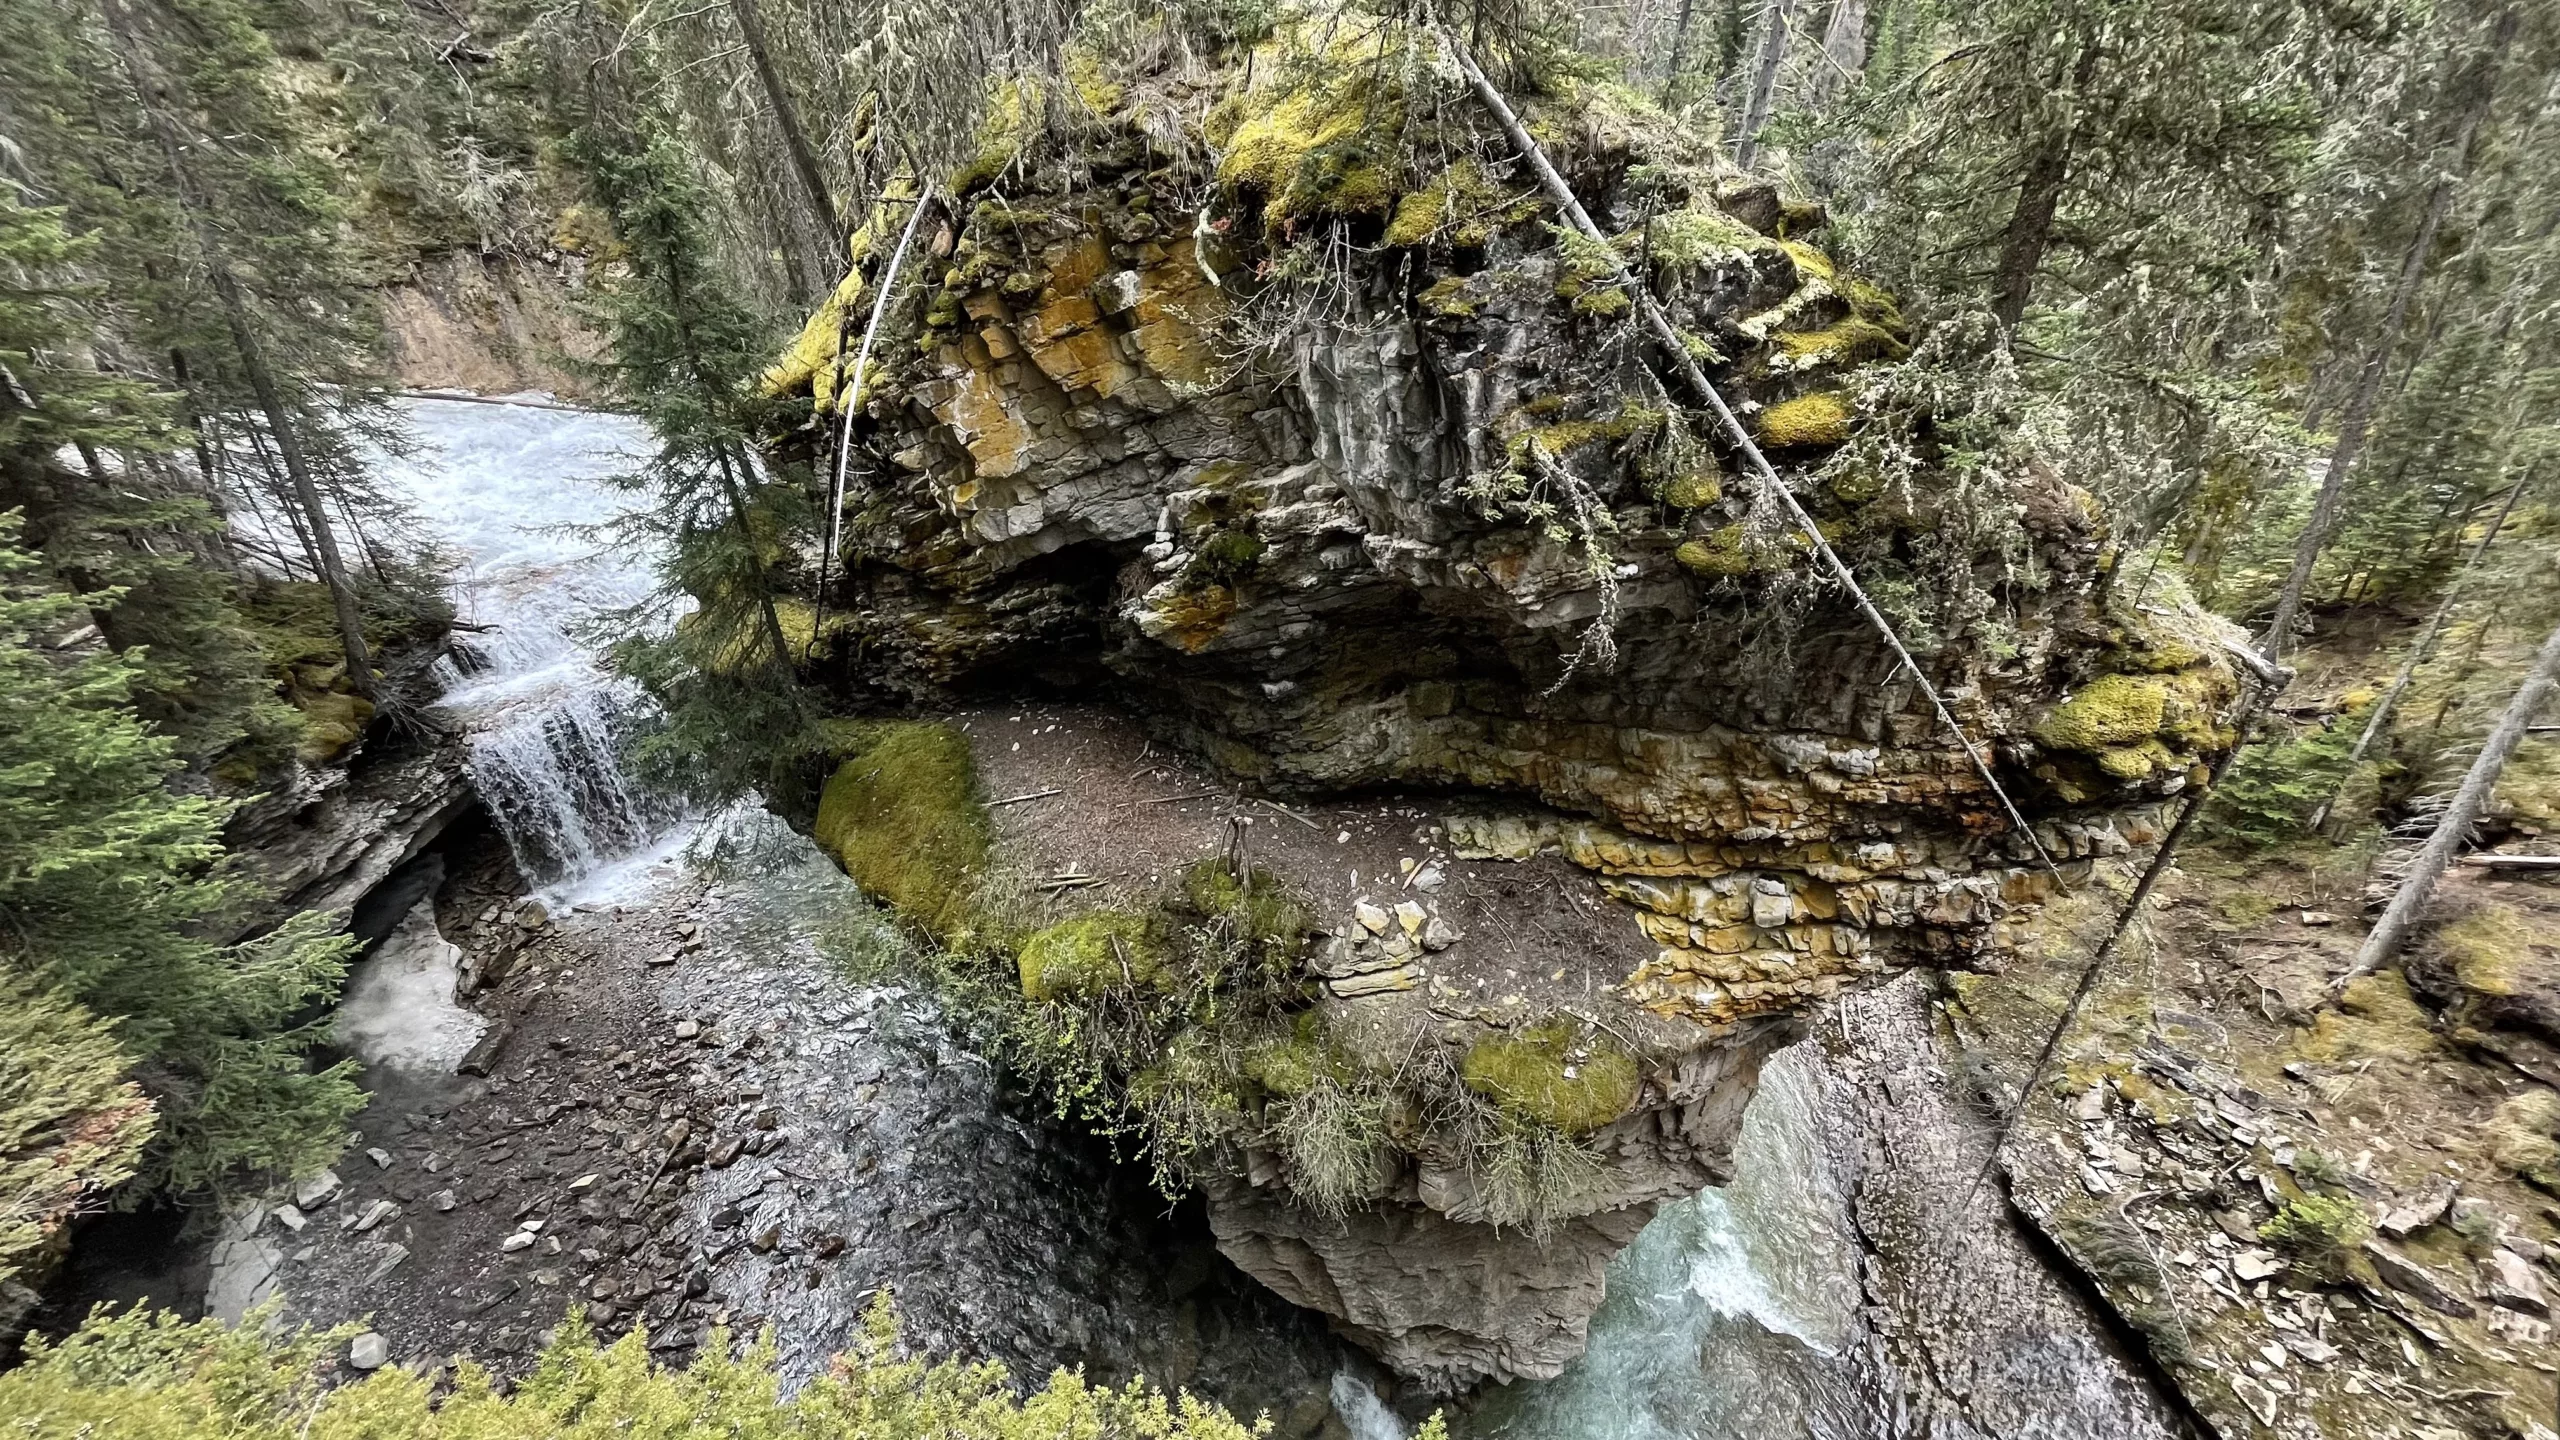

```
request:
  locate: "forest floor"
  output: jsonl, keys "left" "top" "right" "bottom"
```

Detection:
{"left": 1954, "top": 736, "right": 2560, "bottom": 1437}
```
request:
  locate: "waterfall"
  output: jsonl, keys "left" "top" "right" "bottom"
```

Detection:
{"left": 1462, "top": 1047, "right": 1871, "bottom": 1440}
{"left": 389, "top": 396, "right": 682, "bottom": 893}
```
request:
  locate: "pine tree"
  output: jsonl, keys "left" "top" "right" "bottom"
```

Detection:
{"left": 0, "top": 516, "right": 360, "bottom": 1199}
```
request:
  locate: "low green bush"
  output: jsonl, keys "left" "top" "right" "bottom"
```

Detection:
{"left": 0, "top": 1297, "right": 1317, "bottom": 1439}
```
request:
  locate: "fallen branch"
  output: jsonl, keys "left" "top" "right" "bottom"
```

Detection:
{"left": 2464, "top": 854, "right": 2560, "bottom": 872}
{"left": 811, "top": 184, "right": 935, "bottom": 656}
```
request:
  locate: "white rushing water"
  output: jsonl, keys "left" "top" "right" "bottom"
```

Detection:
{"left": 1463, "top": 1047, "right": 1869, "bottom": 1440}
{"left": 393, "top": 396, "right": 682, "bottom": 894}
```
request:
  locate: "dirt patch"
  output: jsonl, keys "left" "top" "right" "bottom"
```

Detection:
{"left": 961, "top": 702, "right": 1680, "bottom": 1050}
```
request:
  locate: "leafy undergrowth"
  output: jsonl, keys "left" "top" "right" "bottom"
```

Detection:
{"left": 0, "top": 1296, "right": 1387, "bottom": 1439}
{"left": 808, "top": 722, "right": 1613, "bottom": 1229}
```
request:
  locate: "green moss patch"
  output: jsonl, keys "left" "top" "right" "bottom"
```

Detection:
{"left": 1773, "top": 317, "right": 1908, "bottom": 369}
{"left": 1216, "top": 46, "right": 1405, "bottom": 232}
{"left": 1756, "top": 392, "right": 1852, "bottom": 448}
{"left": 812, "top": 722, "right": 988, "bottom": 940}
{"left": 1460, "top": 1021, "right": 1640, "bottom": 1135}
{"left": 1018, "top": 910, "right": 1163, "bottom": 1001}
{"left": 2034, "top": 673, "right": 2172, "bottom": 752}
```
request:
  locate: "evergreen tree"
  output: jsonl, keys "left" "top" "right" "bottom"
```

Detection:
{"left": 0, "top": 515, "right": 360, "bottom": 1200}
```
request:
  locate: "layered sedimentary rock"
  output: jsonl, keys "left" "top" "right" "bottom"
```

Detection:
{"left": 763, "top": 53, "right": 2242, "bottom": 1388}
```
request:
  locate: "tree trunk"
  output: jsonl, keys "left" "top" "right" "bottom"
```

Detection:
{"left": 2307, "top": 467, "right": 2530, "bottom": 832}
{"left": 102, "top": 0, "right": 374, "bottom": 698}
{"left": 1989, "top": 36, "right": 2101, "bottom": 331}
{"left": 725, "top": 0, "right": 838, "bottom": 254}
{"left": 1734, "top": 0, "right": 1796, "bottom": 169}
{"left": 2339, "top": 616, "right": 2560, "bottom": 989}
{"left": 1660, "top": 0, "right": 1699, "bottom": 105}
{"left": 2261, "top": 3, "right": 2520, "bottom": 657}
{"left": 1808, "top": 0, "right": 1868, "bottom": 103}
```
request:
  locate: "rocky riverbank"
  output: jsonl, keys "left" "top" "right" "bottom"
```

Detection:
{"left": 197, "top": 811, "right": 1374, "bottom": 1434}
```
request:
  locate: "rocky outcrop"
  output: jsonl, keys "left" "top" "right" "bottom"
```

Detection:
{"left": 762, "top": 51, "right": 2243, "bottom": 1390}
{"left": 226, "top": 734, "right": 472, "bottom": 940}
{"left": 380, "top": 250, "right": 604, "bottom": 402}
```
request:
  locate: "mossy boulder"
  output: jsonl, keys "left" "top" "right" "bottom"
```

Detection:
{"left": 2487, "top": 1090, "right": 2560, "bottom": 1191}
{"left": 1460, "top": 1021, "right": 1640, "bottom": 1135}
{"left": 1018, "top": 910, "right": 1163, "bottom": 1001}
{"left": 813, "top": 722, "right": 988, "bottom": 939}
{"left": 292, "top": 689, "right": 374, "bottom": 765}
{"left": 1658, "top": 471, "right": 1723, "bottom": 510}
{"left": 1243, "top": 1011, "right": 1347, "bottom": 1099}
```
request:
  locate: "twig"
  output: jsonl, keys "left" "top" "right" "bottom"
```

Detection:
{"left": 987, "top": 788, "right": 1062, "bottom": 807}
{"left": 1137, "top": 791, "right": 1218, "bottom": 804}
{"left": 1258, "top": 798, "right": 1323, "bottom": 831}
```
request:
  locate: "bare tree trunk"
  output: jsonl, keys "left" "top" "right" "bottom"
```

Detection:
{"left": 1734, "top": 0, "right": 1796, "bottom": 169}
{"left": 1808, "top": 0, "right": 1868, "bottom": 103}
{"left": 2307, "top": 467, "right": 2531, "bottom": 832}
{"left": 725, "top": 0, "right": 838, "bottom": 253}
{"left": 1989, "top": 36, "right": 2100, "bottom": 331}
{"left": 2261, "top": 3, "right": 2519, "bottom": 656}
{"left": 103, "top": 0, "right": 375, "bottom": 698}
{"left": 2339, "top": 616, "right": 2560, "bottom": 990}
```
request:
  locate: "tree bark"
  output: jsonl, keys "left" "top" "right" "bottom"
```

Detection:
{"left": 1734, "top": 0, "right": 1796, "bottom": 169}
{"left": 725, "top": 0, "right": 838, "bottom": 253}
{"left": 1989, "top": 36, "right": 2100, "bottom": 331}
{"left": 2261, "top": 3, "right": 2520, "bottom": 656}
{"left": 2307, "top": 466, "right": 2530, "bottom": 832}
{"left": 2339, "top": 615, "right": 2560, "bottom": 990}
{"left": 102, "top": 0, "right": 375, "bottom": 697}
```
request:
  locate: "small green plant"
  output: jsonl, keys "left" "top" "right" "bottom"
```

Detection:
{"left": 2260, "top": 1193, "right": 2369, "bottom": 1277}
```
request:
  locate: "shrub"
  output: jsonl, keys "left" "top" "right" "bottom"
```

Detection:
{"left": 0, "top": 521, "right": 361, "bottom": 1206}
{"left": 2260, "top": 1193, "right": 2369, "bottom": 1277}
{"left": 0, "top": 1297, "right": 1273, "bottom": 1439}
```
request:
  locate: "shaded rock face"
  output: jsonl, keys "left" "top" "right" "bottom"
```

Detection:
{"left": 773, "top": 120, "right": 2238, "bottom": 1389}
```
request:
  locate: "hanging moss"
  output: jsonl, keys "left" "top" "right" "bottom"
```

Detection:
{"left": 1756, "top": 392, "right": 1853, "bottom": 448}
{"left": 812, "top": 722, "right": 988, "bottom": 940}
{"left": 1460, "top": 1020, "right": 1640, "bottom": 1135}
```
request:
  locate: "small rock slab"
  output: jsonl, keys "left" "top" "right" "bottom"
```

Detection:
{"left": 349, "top": 1333, "right": 389, "bottom": 1370}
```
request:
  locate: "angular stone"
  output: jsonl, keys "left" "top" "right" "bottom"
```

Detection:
{"left": 2484, "top": 1249, "right": 2548, "bottom": 1315}
{"left": 1328, "top": 968, "right": 1418, "bottom": 998}
{"left": 2363, "top": 1239, "right": 2475, "bottom": 1317}
{"left": 1394, "top": 901, "right": 1426, "bottom": 938}
{"left": 350, "top": 1199, "right": 398, "bottom": 1234}
{"left": 295, "top": 1170, "right": 342, "bottom": 1210}
{"left": 1353, "top": 901, "right": 1392, "bottom": 936}
{"left": 348, "top": 1333, "right": 389, "bottom": 1370}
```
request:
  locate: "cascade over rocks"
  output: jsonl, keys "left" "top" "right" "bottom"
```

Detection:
{"left": 760, "top": 47, "right": 2244, "bottom": 1390}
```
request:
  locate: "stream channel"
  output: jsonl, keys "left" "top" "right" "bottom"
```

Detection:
{"left": 106, "top": 395, "right": 1922, "bottom": 1438}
